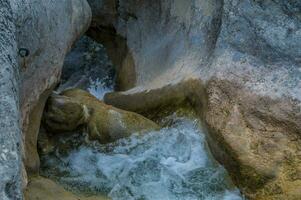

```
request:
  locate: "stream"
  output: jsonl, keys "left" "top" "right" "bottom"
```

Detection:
{"left": 40, "top": 38, "right": 244, "bottom": 199}
{"left": 40, "top": 80, "right": 244, "bottom": 200}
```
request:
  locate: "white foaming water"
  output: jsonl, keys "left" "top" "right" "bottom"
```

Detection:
{"left": 41, "top": 117, "right": 244, "bottom": 200}
{"left": 88, "top": 77, "right": 113, "bottom": 100}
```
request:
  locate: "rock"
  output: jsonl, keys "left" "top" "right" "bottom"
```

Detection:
{"left": 43, "top": 93, "right": 89, "bottom": 133}
{"left": 10, "top": 0, "right": 92, "bottom": 176}
{"left": 205, "top": 79, "right": 301, "bottom": 200}
{"left": 24, "top": 176, "right": 110, "bottom": 200}
{"left": 104, "top": 79, "right": 206, "bottom": 114}
{"left": 0, "top": 1, "right": 22, "bottom": 199}
{"left": 44, "top": 89, "right": 160, "bottom": 143}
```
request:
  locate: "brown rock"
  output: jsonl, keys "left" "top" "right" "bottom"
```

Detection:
{"left": 44, "top": 88, "right": 160, "bottom": 143}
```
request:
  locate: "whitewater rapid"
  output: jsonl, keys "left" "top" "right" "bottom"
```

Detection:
{"left": 40, "top": 115, "right": 244, "bottom": 200}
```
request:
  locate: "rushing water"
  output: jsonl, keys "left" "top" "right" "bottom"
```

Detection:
{"left": 88, "top": 76, "right": 114, "bottom": 100}
{"left": 40, "top": 115, "right": 244, "bottom": 200}
{"left": 43, "top": 55, "right": 244, "bottom": 199}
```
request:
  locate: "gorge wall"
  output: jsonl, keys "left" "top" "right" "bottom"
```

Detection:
{"left": 0, "top": 0, "right": 91, "bottom": 199}
{"left": 0, "top": 1, "right": 21, "bottom": 199}
{"left": 12, "top": 0, "right": 91, "bottom": 178}
{"left": 0, "top": 0, "right": 300, "bottom": 199}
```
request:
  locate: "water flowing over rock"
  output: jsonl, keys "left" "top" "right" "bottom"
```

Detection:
{"left": 87, "top": 1, "right": 301, "bottom": 198}
{"left": 40, "top": 116, "right": 244, "bottom": 200}
{"left": 58, "top": 36, "right": 115, "bottom": 96}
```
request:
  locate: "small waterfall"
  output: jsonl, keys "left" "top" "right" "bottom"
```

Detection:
{"left": 87, "top": 77, "right": 114, "bottom": 100}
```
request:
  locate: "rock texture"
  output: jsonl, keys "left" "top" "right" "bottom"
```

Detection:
{"left": 11, "top": 0, "right": 92, "bottom": 176}
{"left": 0, "top": 1, "right": 22, "bottom": 199}
{"left": 88, "top": 0, "right": 301, "bottom": 199}
{"left": 205, "top": 79, "right": 301, "bottom": 200}
{"left": 44, "top": 89, "right": 159, "bottom": 143}
{"left": 89, "top": 0, "right": 301, "bottom": 96}
{"left": 24, "top": 176, "right": 110, "bottom": 200}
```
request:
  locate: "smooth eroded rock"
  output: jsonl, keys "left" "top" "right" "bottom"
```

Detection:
{"left": 11, "top": 0, "right": 92, "bottom": 176}
{"left": 44, "top": 89, "right": 160, "bottom": 143}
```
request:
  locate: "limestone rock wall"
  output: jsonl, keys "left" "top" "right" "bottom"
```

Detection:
{"left": 11, "top": 0, "right": 92, "bottom": 176}
{"left": 0, "top": 1, "right": 22, "bottom": 199}
{"left": 89, "top": 0, "right": 301, "bottom": 97}
{"left": 1, "top": 0, "right": 91, "bottom": 198}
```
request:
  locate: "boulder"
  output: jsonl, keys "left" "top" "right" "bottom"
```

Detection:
{"left": 44, "top": 94, "right": 89, "bottom": 133}
{"left": 205, "top": 79, "right": 301, "bottom": 200}
{"left": 44, "top": 89, "right": 160, "bottom": 143}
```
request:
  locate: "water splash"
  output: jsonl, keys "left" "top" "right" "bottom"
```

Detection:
{"left": 41, "top": 117, "right": 244, "bottom": 200}
{"left": 88, "top": 77, "right": 114, "bottom": 100}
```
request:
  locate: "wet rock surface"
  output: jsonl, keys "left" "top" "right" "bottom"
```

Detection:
{"left": 205, "top": 79, "right": 301, "bottom": 200}
{"left": 24, "top": 176, "right": 110, "bottom": 200}
{"left": 0, "top": 0, "right": 300, "bottom": 199}
{"left": 44, "top": 89, "right": 160, "bottom": 143}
